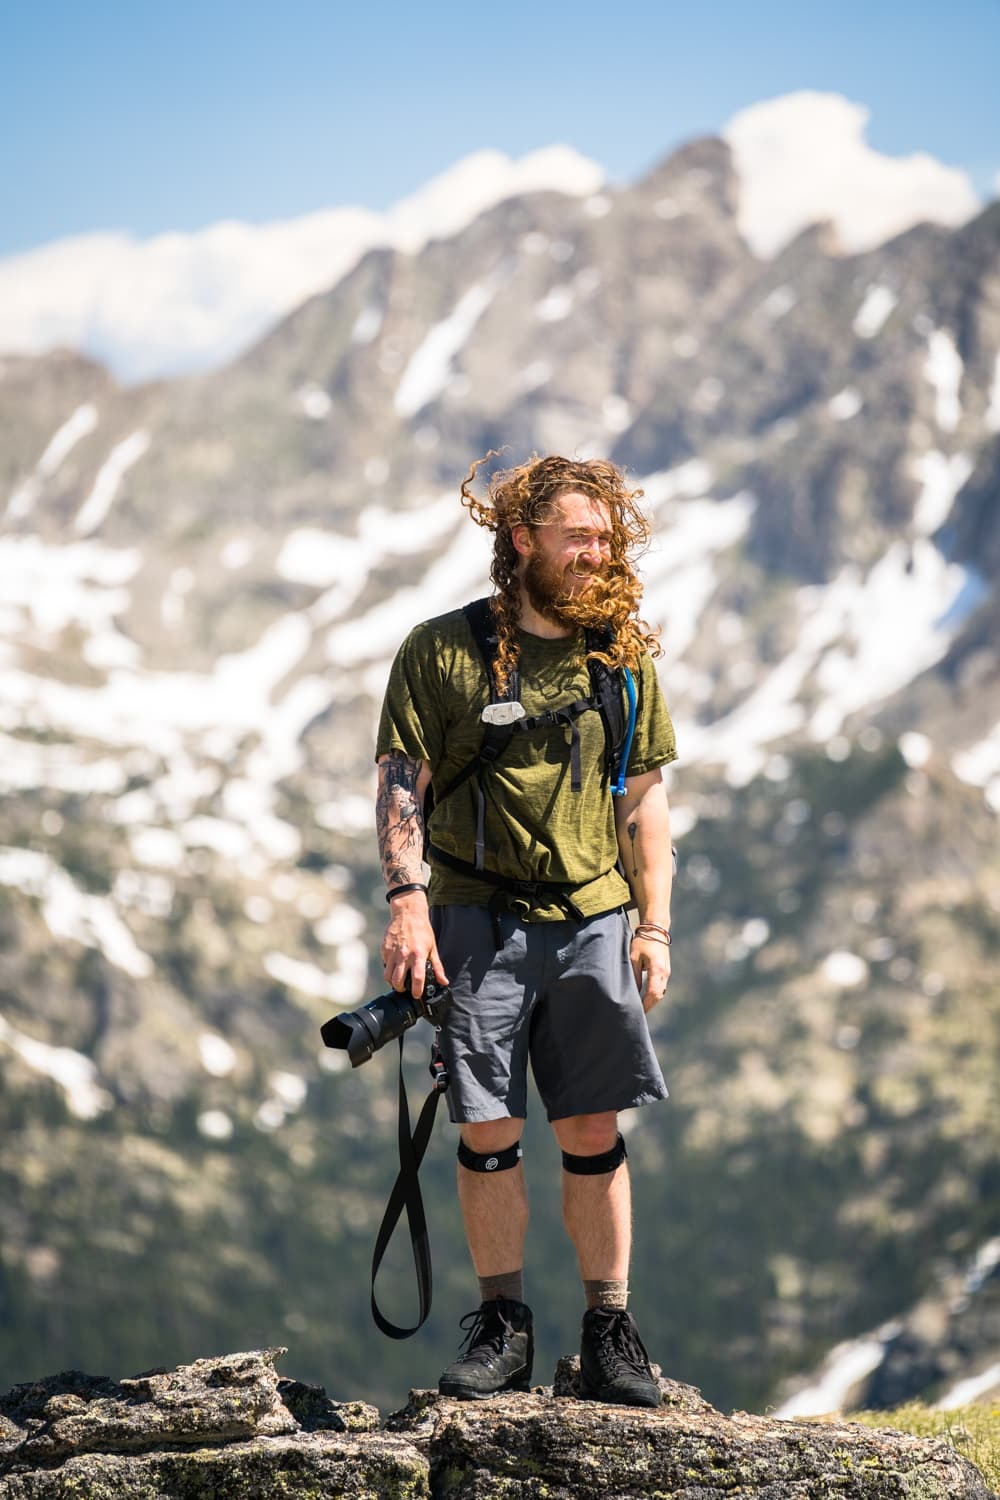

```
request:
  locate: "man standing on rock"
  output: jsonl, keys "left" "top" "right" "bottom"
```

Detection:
{"left": 375, "top": 452, "right": 676, "bottom": 1405}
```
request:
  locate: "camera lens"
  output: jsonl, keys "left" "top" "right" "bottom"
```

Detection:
{"left": 321, "top": 988, "right": 419, "bottom": 1067}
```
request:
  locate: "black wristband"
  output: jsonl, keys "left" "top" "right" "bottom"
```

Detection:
{"left": 385, "top": 882, "right": 429, "bottom": 903}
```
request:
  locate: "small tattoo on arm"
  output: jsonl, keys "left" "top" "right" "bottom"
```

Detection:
{"left": 627, "top": 820, "right": 639, "bottom": 877}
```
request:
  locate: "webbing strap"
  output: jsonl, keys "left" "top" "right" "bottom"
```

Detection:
{"left": 474, "top": 781, "right": 487, "bottom": 870}
{"left": 428, "top": 843, "right": 589, "bottom": 921}
{"left": 370, "top": 1036, "right": 448, "bottom": 1339}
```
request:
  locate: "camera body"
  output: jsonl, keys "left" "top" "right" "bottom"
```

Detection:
{"left": 321, "top": 969, "right": 451, "bottom": 1068}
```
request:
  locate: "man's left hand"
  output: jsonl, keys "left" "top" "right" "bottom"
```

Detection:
{"left": 630, "top": 935, "right": 671, "bottom": 1013}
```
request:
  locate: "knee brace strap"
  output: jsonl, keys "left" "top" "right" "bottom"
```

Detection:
{"left": 458, "top": 1139, "right": 522, "bottom": 1173}
{"left": 562, "top": 1132, "right": 627, "bottom": 1176}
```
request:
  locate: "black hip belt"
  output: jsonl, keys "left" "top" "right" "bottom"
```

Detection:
{"left": 428, "top": 842, "right": 600, "bottom": 926}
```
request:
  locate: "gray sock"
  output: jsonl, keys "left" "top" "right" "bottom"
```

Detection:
{"left": 479, "top": 1270, "right": 524, "bottom": 1304}
{"left": 584, "top": 1279, "right": 629, "bottom": 1310}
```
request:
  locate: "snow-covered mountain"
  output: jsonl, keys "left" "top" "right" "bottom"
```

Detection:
{"left": 0, "top": 107, "right": 998, "bottom": 1417}
{"left": 0, "top": 93, "right": 981, "bottom": 383}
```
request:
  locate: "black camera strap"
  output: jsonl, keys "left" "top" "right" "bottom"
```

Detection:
{"left": 370, "top": 1033, "right": 449, "bottom": 1339}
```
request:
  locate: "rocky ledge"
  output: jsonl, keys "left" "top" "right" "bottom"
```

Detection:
{"left": 0, "top": 1347, "right": 993, "bottom": 1499}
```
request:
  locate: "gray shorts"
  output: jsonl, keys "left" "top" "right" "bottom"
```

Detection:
{"left": 430, "top": 905, "right": 668, "bottom": 1124}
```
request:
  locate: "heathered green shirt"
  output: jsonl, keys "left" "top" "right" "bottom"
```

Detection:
{"left": 376, "top": 607, "right": 677, "bottom": 921}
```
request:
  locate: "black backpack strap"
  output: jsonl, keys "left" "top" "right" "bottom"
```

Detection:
{"left": 462, "top": 596, "right": 520, "bottom": 707}
{"left": 584, "top": 627, "right": 629, "bottom": 787}
{"left": 429, "top": 599, "right": 524, "bottom": 868}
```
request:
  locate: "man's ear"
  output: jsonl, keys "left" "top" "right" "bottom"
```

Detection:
{"left": 511, "top": 523, "right": 533, "bottom": 559}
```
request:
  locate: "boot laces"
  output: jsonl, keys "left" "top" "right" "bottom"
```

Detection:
{"left": 592, "top": 1310, "right": 651, "bottom": 1379}
{"left": 457, "top": 1303, "right": 517, "bottom": 1367}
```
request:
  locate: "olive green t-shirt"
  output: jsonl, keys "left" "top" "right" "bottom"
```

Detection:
{"left": 376, "top": 608, "right": 677, "bottom": 921}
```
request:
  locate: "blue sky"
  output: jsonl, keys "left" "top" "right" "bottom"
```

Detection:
{"left": 3, "top": 0, "right": 997, "bottom": 259}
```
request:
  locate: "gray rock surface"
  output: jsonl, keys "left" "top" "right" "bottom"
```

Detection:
{"left": 1, "top": 1348, "right": 993, "bottom": 1499}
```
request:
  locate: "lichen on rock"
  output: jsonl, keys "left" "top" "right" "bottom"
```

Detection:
{"left": 1, "top": 1348, "right": 994, "bottom": 1499}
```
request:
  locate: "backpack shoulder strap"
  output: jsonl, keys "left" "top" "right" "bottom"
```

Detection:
{"left": 431, "top": 600, "right": 520, "bottom": 821}
{"left": 461, "top": 596, "right": 519, "bottom": 706}
{"left": 584, "top": 627, "right": 628, "bottom": 785}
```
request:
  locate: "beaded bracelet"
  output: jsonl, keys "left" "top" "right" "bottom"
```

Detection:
{"left": 385, "top": 882, "right": 429, "bottom": 903}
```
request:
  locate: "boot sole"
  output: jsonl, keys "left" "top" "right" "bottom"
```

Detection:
{"left": 439, "top": 1375, "right": 532, "bottom": 1400}
{"left": 578, "top": 1375, "right": 661, "bottom": 1408}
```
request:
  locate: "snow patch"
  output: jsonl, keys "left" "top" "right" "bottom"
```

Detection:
{"left": 74, "top": 430, "right": 151, "bottom": 536}
{"left": 602, "top": 395, "right": 632, "bottom": 433}
{"left": 924, "top": 329, "right": 963, "bottom": 432}
{"left": 395, "top": 278, "right": 500, "bottom": 418}
{"left": 821, "top": 951, "right": 870, "bottom": 988}
{"left": 775, "top": 1326, "right": 900, "bottom": 1417}
{"left": 0, "top": 846, "right": 152, "bottom": 977}
{"left": 351, "top": 305, "right": 383, "bottom": 344}
{"left": 760, "top": 285, "right": 797, "bottom": 320}
{"left": 953, "top": 720, "right": 1000, "bottom": 790}
{"left": 911, "top": 450, "right": 973, "bottom": 534}
{"left": 853, "top": 284, "right": 897, "bottom": 339}
{"left": 935, "top": 1361, "right": 1000, "bottom": 1410}
{"left": 6, "top": 403, "right": 100, "bottom": 522}
{"left": 806, "top": 545, "right": 968, "bottom": 742}
{"left": 517, "top": 360, "right": 552, "bottom": 392}
{"left": 828, "top": 388, "right": 863, "bottom": 421}
{"left": 199, "top": 1033, "right": 238, "bottom": 1077}
{"left": 197, "top": 1110, "right": 234, "bottom": 1141}
{"left": 986, "top": 353, "right": 1000, "bottom": 433}
{"left": 0, "top": 1009, "right": 112, "bottom": 1120}
{"left": 641, "top": 490, "right": 756, "bottom": 667}
{"left": 898, "top": 732, "right": 932, "bottom": 768}
{"left": 535, "top": 285, "right": 574, "bottom": 322}
{"left": 583, "top": 194, "right": 612, "bottom": 218}
{"left": 296, "top": 383, "right": 332, "bottom": 420}
{"left": 265, "top": 950, "right": 367, "bottom": 1006}
{"left": 0, "top": 535, "right": 141, "bottom": 638}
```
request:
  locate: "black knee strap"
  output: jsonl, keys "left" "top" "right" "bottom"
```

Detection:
{"left": 562, "top": 1132, "right": 627, "bottom": 1175}
{"left": 458, "top": 1139, "right": 523, "bottom": 1173}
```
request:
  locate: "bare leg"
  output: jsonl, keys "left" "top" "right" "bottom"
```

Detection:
{"left": 456, "top": 1118, "right": 528, "bottom": 1278}
{"left": 551, "top": 1112, "right": 631, "bottom": 1282}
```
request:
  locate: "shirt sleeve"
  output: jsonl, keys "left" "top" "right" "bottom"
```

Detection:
{"left": 624, "top": 652, "right": 678, "bottom": 776}
{"left": 374, "top": 622, "right": 447, "bottom": 766}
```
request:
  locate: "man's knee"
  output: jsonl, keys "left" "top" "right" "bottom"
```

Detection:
{"left": 551, "top": 1112, "right": 619, "bottom": 1158}
{"left": 459, "top": 1118, "right": 524, "bottom": 1156}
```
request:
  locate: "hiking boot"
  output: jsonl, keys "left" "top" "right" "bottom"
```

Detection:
{"left": 579, "top": 1306, "right": 661, "bottom": 1408}
{"left": 438, "top": 1297, "right": 534, "bottom": 1399}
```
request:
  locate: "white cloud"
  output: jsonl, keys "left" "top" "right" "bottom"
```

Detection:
{"left": 724, "top": 92, "right": 980, "bottom": 259}
{"left": 0, "top": 147, "right": 602, "bottom": 383}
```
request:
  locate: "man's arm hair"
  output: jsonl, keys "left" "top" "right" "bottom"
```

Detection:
{"left": 376, "top": 751, "right": 431, "bottom": 888}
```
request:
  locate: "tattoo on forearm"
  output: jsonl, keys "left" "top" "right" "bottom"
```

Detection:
{"left": 627, "top": 820, "right": 639, "bottom": 877}
{"left": 377, "top": 752, "right": 425, "bottom": 885}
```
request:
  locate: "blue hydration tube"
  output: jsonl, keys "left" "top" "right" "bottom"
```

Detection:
{"left": 613, "top": 667, "right": 638, "bottom": 796}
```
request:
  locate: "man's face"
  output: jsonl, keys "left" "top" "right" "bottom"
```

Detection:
{"left": 520, "top": 490, "right": 613, "bottom": 621}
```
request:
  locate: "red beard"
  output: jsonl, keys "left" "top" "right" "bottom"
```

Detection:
{"left": 523, "top": 551, "right": 601, "bottom": 626}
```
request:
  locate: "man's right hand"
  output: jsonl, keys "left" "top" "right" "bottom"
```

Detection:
{"left": 382, "top": 891, "right": 447, "bottom": 1000}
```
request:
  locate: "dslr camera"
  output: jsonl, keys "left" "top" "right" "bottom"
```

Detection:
{"left": 321, "top": 967, "right": 451, "bottom": 1068}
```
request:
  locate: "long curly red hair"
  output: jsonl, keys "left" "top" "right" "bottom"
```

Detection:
{"left": 461, "top": 452, "right": 661, "bottom": 694}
